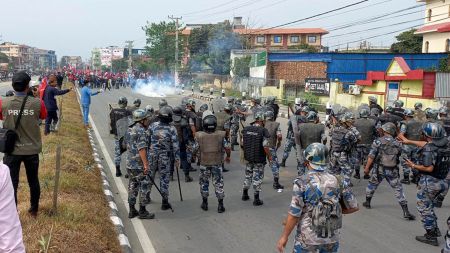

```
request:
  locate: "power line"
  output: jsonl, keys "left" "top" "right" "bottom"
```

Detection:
{"left": 179, "top": 0, "right": 243, "bottom": 16}
{"left": 185, "top": 0, "right": 268, "bottom": 19}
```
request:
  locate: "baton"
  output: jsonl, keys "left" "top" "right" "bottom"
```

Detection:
{"left": 175, "top": 161, "right": 183, "bottom": 201}
{"left": 145, "top": 173, "right": 174, "bottom": 212}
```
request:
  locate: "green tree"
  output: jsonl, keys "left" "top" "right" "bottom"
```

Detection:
{"left": 0, "top": 52, "right": 9, "bottom": 63}
{"left": 390, "top": 29, "right": 423, "bottom": 53}
{"left": 112, "top": 58, "right": 128, "bottom": 72}
{"left": 232, "top": 56, "right": 251, "bottom": 77}
{"left": 288, "top": 44, "right": 318, "bottom": 53}
{"left": 142, "top": 21, "right": 184, "bottom": 73}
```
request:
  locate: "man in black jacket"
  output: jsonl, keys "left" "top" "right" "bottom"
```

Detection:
{"left": 43, "top": 74, "right": 72, "bottom": 135}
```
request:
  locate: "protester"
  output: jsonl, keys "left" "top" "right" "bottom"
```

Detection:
{"left": 80, "top": 77, "right": 102, "bottom": 128}
{"left": 0, "top": 71, "right": 47, "bottom": 217}
{"left": 0, "top": 162, "right": 26, "bottom": 253}
{"left": 43, "top": 74, "right": 72, "bottom": 135}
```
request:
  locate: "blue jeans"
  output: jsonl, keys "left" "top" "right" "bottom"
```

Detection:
{"left": 82, "top": 104, "right": 90, "bottom": 126}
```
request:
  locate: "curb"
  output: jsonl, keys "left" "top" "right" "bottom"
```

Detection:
{"left": 87, "top": 129, "right": 133, "bottom": 253}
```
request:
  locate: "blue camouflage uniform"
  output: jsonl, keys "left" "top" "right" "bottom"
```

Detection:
{"left": 126, "top": 122, "right": 151, "bottom": 207}
{"left": 268, "top": 126, "right": 282, "bottom": 178}
{"left": 230, "top": 107, "right": 240, "bottom": 145}
{"left": 186, "top": 108, "right": 199, "bottom": 163}
{"left": 289, "top": 166, "right": 358, "bottom": 253}
{"left": 365, "top": 136, "right": 407, "bottom": 204}
{"left": 399, "top": 121, "right": 419, "bottom": 179}
{"left": 148, "top": 121, "right": 180, "bottom": 198}
{"left": 416, "top": 139, "right": 449, "bottom": 232}
{"left": 282, "top": 119, "right": 297, "bottom": 162}
{"left": 243, "top": 122, "right": 269, "bottom": 193}
{"left": 444, "top": 216, "right": 450, "bottom": 253}
{"left": 329, "top": 126, "right": 358, "bottom": 186}
{"left": 349, "top": 126, "right": 362, "bottom": 175}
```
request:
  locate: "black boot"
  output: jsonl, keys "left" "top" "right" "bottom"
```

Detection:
{"left": 411, "top": 174, "right": 419, "bottom": 184}
{"left": 433, "top": 195, "right": 444, "bottom": 208}
{"left": 363, "top": 197, "right": 372, "bottom": 209}
{"left": 201, "top": 197, "right": 208, "bottom": 211}
{"left": 115, "top": 165, "right": 122, "bottom": 177}
{"left": 273, "top": 177, "right": 284, "bottom": 190}
{"left": 128, "top": 205, "right": 139, "bottom": 219}
{"left": 138, "top": 206, "right": 155, "bottom": 219}
{"left": 185, "top": 174, "right": 193, "bottom": 182}
{"left": 161, "top": 198, "right": 172, "bottom": 211}
{"left": 353, "top": 170, "right": 360, "bottom": 179}
{"left": 241, "top": 189, "right": 250, "bottom": 201}
{"left": 400, "top": 174, "right": 410, "bottom": 185}
{"left": 124, "top": 173, "right": 129, "bottom": 179}
{"left": 415, "top": 229, "right": 439, "bottom": 246}
{"left": 401, "top": 204, "right": 416, "bottom": 220}
{"left": 218, "top": 199, "right": 225, "bottom": 213}
{"left": 280, "top": 159, "right": 286, "bottom": 167}
{"left": 363, "top": 174, "right": 370, "bottom": 180}
{"left": 253, "top": 193, "right": 264, "bottom": 206}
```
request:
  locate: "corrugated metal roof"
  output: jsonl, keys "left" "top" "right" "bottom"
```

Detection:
{"left": 268, "top": 52, "right": 447, "bottom": 84}
{"left": 234, "top": 28, "right": 328, "bottom": 35}
{"left": 435, "top": 72, "right": 450, "bottom": 98}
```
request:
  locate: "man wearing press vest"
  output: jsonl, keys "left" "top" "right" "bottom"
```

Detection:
{"left": 0, "top": 71, "right": 47, "bottom": 217}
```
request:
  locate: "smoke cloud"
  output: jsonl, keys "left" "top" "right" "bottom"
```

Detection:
{"left": 132, "top": 78, "right": 178, "bottom": 98}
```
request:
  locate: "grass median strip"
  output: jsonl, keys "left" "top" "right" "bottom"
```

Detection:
{"left": 15, "top": 85, "right": 121, "bottom": 252}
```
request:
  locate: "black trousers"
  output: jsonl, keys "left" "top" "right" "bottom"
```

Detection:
{"left": 45, "top": 110, "right": 58, "bottom": 134}
{"left": 3, "top": 154, "right": 40, "bottom": 211}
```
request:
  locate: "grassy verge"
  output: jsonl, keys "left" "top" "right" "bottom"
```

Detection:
{"left": 16, "top": 83, "right": 121, "bottom": 252}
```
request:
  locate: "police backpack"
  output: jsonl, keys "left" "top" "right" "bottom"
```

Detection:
{"left": 432, "top": 148, "right": 450, "bottom": 179}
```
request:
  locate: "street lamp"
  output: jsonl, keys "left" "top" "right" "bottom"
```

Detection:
{"left": 108, "top": 45, "right": 116, "bottom": 73}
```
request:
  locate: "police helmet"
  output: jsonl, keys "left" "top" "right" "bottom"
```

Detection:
{"left": 224, "top": 104, "right": 232, "bottom": 112}
{"left": 265, "top": 96, "right": 276, "bottom": 105}
{"left": 199, "top": 104, "right": 209, "bottom": 113}
{"left": 145, "top": 105, "right": 154, "bottom": 114}
{"left": 359, "top": 108, "right": 370, "bottom": 118}
{"left": 422, "top": 122, "right": 445, "bottom": 139}
{"left": 393, "top": 100, "right": 404, "bottom": 108}
{"left": 118, "top": 97, "right": 128, "bottom": 108}
{"left": 159, "top": 99, "right": 168, "bottom": 109}
{"left": 254, "top": 111, "right": 265, "bottom": 121}
{"left": 187, "top": 99, "right": 196, "bottom": 107}
{"left": 265, "top": 110, "right": 275, "bottom": 120}
{"left": 301, "top": 106, "right": 310, "bottom": 113}
{"left": 370, "top": 108, "right": 380, "bottom": 117}
{"left": 439, "top": 107, "right": 448, "bottom": 116}
{"left": 158, "top": 106, "right": 173, "bottom": 122}
{"left": 381, "top": 122, "right": 397, "bottom": 136}
{"left": 425, "top": 108, "right": 438, "bottom": 120}
{"left": 252, "top": 98, "right": 261, "bottom": 105}
{"left": 133, "top": 98, "right": 141, "bottom": 107}
{"left": 202, "top": 115, "right": 217, "bottom": 132}
{"left": 173, "top": 106, "right": 183, "bottom": 116}
{"left": 306, "top": 111, "right": 318, "bottom": 122}
{"left": 5, "top": 90, "right": 14, "bottom": 97}
{"left": 294, "top": 98, "right": 302, "bottom": 105}
{"left": 132, "top": 109, "right": 148, "bottom": 122}
{"left": 339, "top": 112, "right": 353, "bottom": 123}
{"left": 403, "top": 109, "right": 414, "bottom": 117}
{"left": 414, "top": 102, "right": 423, "bottom": 110}
{"left": 368, "top": 96, "right": 377, "bottom": 104}
{"left": 386, "top": 106, "right": 394, "bottom": 113}
{"left": 303, "top": 143, "right": 329, "bottom": 167}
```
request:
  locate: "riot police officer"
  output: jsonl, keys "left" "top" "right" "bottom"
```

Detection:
{"left": 368, "top": 96, "right": 383, "bottom": 114}
{"left": 292, "top": 107, "right": 309, "bottom": 173}
{"left": 185, "top": 99, "right": 199, "bottom": 169}
{"left": 264, "top": 110, "right": 284, "bottom": 190}
{"left": 195, "top": 114, "right": 231, "bottom": 213}
{"left": 280, "top": 110, "right": 297, "bottom": 167}
{"left": 414, "top": 102, "right": 426, "bottom": 122}
{"left": 378, "top": 106, "right": 403, "bottom": 128}
{"left": 398, "top": 109, "right": 423, "bottom": 184}
{"left": 196, "top": 104, "right": 209, "bottom": 132}
{"left": 265, "top": 96, "right": 279, "bottom": 121}
{"left": 172, "top": 106, "right": 193, "bottom": 182}
{"left": 133, "top": 98, "right": 141, "bottom": 110}
{"left": 329, "top": 112, "right": 358, "bottom": 186}
{"left": 241, "top": 112, "right": 271, "bottom": 206}
{"left": 297, "top": 111, "right": 326, "bottom": 176}
{"left": 353, "top": 108, "right": 377, "bottom": 179}
{"left": 425, "top": 108, "right": 440, "bottom": 123}
{"left": 391, "top": 100, "right": 405, "bottom": 118}
{"left": 250, "top": 97, "right": 263, "bottom": 115}
{"left": 148, "top": 106, "right": 181, "bottom": 211}
{"left": 400, "top": 122, "right": 450, "bottom": 246}
{"left": 109, "top": 97, "right": 132, "bottom": 177}
{"left": 363, "top": 122, "right": 415, "bottom": 221}
{"left": 126, "top": 109, "right": 154, "bottom": 219}
{"left": 230, "top": 100, "right": 242, "bottom": 149}
{"left": 439, "top": 107, "right": 450, "bottom": 135}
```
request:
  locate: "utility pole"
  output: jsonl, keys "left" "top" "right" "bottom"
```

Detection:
{"left": 168, "top": 15, "right": 182, "bottom": 86}
{"left": 125, "top": 40, "right": 133, "bottom": 73}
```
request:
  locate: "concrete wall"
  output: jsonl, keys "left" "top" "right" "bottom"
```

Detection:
{"left": 422, "top": 32, "right": 450, "bottom": 53}
{"left": 267, "top": 61, "right": 327, "bottom": 83}
{"left": 249, "top": 65, "right": 266, "bottom": 78}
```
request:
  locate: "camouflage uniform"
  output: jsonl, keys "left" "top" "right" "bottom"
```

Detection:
{"left": 268, "top": 126, "right": 282, "bottom": 178}
{"left": 282, "top": 120, "right": 297, "bottom": 162}
{"left": 416, "top": 141, "right": 449, "bottom": 232}
{"left": 186, "top": 108, "right": 199, "bottom": 163}
{"left": 148, "top": 121, "right": 180, "bottom": 198}
{"left": 289, "top": 167, "right": 358, "bottom": 253}
{"left": 243, "top": 122, "right": 269, "bottom": 193}
{"left": 349, "top": 126, "right": 362, "bottom": 178}
{"left": 365, "top": 136, "right": 407, "bottom": 205}
{"left": 399, "top": 121, "right": 421, "bottom": 180}
{"left": 198, "top": 137, "right": 229, "bottom": 200}
{"left": 444, "top": 216, "right": 450, "bottom": 253}
{"left": 114, "top": 137, "right": 122, "bottom": 167}
{"left": 329, "top": 126, "right": 358, "bottom": 186}
{"left": 126, "top": 123, "right": 151, "bottom": 206}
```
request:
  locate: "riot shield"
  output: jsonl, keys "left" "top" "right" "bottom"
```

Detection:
{"left": 211, "top": 97, "right": 227, "bottom": 113}
{"left": 116, "top": 116, "right": 131, "bottom": 139}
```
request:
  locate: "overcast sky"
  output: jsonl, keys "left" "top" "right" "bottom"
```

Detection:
{"left": 0, "top": 0, "right": 424, "bottom": 60}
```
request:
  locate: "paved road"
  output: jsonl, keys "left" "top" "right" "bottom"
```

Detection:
{"left": 2, "top": 83, "right": 445, "bottom": 253}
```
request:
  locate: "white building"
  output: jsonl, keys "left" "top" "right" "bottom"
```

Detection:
{"left": 98, "top": 47, "right": 124, "bottom": 67}
{"left": 415, "top": 0, "right": 450, "bottom": 53}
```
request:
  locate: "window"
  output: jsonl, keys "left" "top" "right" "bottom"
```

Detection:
{"left": 428, "top": 9, "right": 432, "bottom": 21}
{"left": 425, "top": 41, "right": 429, "bottom": 53}
{"left": 308, "top": 35, "right": 317, "bottom": 44}
{"left": 290, "top": 35, "right": 300, "bottom": 44}
{"left": 256, "top": 36, "right": 265, "bottom": 44}
{"left": 273, "top": 35, "right": 282, "bottom": 44}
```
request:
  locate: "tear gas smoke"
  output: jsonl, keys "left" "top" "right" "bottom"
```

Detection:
{"left": 132, "top": 78, "right": 178, "bottom": 98}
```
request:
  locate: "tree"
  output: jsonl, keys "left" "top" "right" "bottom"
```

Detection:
{"left": 0, "top": 52, "right": 9, "bottom": 63}
{"left": 390, "top": 29, "right": 423, "bottom": 53}
{"left": 112, "top": 58, "right": 128, "bottom": 72}
{"left": 142, "top": 21, "right": 184, "bottom": 73}
{"left": 232, "top": 56, "right": 251, "bottom": 77}
{"left": 188, "top": 22, "right": 242, "bottom": 75}
{"left": 288, "top": 44, "right": 318, "bottom": 53}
